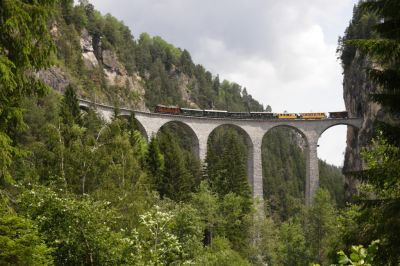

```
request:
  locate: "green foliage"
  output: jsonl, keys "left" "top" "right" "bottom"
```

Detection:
{"left": 263, "top": 127, "right": 346, "bottom": 221}
{"left": 137, "top": 205, "right": 188, "bottom": 265}
{"left": 170, "top": 204, "right": 204, "bottom": 259}
{"left": 157, "top": 127, "right": 199, "bottom": 201}
{"left": 0, "top": 197, "right": 54, "bottom": 266}
{"left": 304, "top": 189, "right": 339, "bottom": 264}
{"left": 207, "top": 128, "right": 251, "bottom": 199}
{"left": 194, "top": 237, "right": 251, "bottom": 266}
{"left": 337, "top": 6, "right": 378, "bottom": 69}
{"left": 262, "top": 127, "right": 306, "bottom": 220}
{"left": 190, "top": 181, "right": 219, "bottom": 246}
{"left": 204, "top": 127, "right": 254, "bottom": 256}
{"left": 146, "top": 136, "right": 165, "bottom": 189}
{"left": 334, "top": 240, "right": 380, "bottom": 266}
{"left": 180, "top": 49, "right": 194, "bottom": 76}
{"left": 250, "top": 215, "right": 281, "bottom": 265}
{"left": 60, "top": 85, "right": 82, "bottom": 126}
{"left": 0, "top": 0, "right": 57, "bottom": 182}
{"left": 278, "top": 218, "right": 308, "bottom": 266}
{"left": 319, "top": 162, "right": 345, "bottom": 207}
{"left": 18, "top": 186, "right": 139, "bottom": 265}
{"left": 346, "top": 137, "right": 400, "bottom": 265}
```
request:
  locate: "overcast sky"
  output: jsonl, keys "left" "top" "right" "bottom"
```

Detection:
{"left": 88, "top": 0, "right": 359, "bottom": 166}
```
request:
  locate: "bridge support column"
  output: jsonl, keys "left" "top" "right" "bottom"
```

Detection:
{"left": 251, "top": 139, "right": 263, "bottom": 199}
{"left": 198, "top": 135, "right": 208, "bottom": 163}
{"left": 251, "top": 137, "right": 264, "bottom": 217}
{"left": 305, "top": 137, "right": 319, "bottom": 206}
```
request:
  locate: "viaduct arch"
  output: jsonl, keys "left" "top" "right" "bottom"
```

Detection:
{"left": 208, "top": 124, "right": 254, "bottom": 185}
{"left": 79, "top": 99, "right": 363, "bottom": 206}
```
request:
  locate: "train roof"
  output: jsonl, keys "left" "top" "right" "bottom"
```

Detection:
{"left": 204, "top": 109, "right": 228, "bottom": 113}
{"left": 180, "top": 108, "right": 203, "bottom": 111}
{"left": 155, "top": 104, "right": 179, "bottom": 108}
{"left": 299, "top": 112, "right": 326, "bottom": 115}
{"left": 250, "top": 112, "right": 274, "bottom": 114}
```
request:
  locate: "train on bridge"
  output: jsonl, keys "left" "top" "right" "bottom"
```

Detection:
{"left": 154, "top": 105, "right": 348, "bottom": 120}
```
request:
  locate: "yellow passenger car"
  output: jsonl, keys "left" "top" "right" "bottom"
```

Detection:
{"left": 277, "top": 113, "right": 298, "bottom": 119}
{"left": 299, "top": 113, "right": 326, "bottom": 119}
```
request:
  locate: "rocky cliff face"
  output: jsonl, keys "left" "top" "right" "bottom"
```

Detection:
{"left": 342, "top": 50, "right": 380, "bottom": 200}
{"left": 79, "top": 29, "right": 147, "bottom": 111}
{"left": 342, "top": 49, "right": 398, "bottom": 200}
{"left": 40, "top": 27, "right": 147, "bottom": 111}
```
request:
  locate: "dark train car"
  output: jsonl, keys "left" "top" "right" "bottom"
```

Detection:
{"left": 154, "top": 105, "right": 181, "bottom": 115}
{"left": 227, "top": 112, "right": 252, "bottom": 119}
{"left": 181, "top": 108, "right": 204, "bottom": 116}
{"left": 203, "top": 109, "right": 228, "bottom": 118}
{"left": 329, "top": 111, "right": 348, "bottom": 119}
{"left": 250, "top": 112, "right": 276, "bottom": 119}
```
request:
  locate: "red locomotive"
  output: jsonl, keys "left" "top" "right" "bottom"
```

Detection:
{"left": 154, "top": 105, "right": 181, "bottom": 114}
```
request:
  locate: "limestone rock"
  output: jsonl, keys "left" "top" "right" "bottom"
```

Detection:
{"left": 102, "top": 50, "right": 126, "bottom": 76}
{"left": 342, "top": 50, "right": 386, "bottom": 200}
{"left": 37, "top": 67, "right": 70, "bottom": 93}
{"left": 80, "top": 29, "right": 99, "bottom": 68}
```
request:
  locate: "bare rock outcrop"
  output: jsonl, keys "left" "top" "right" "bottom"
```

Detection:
{"left": 80, "top": 29, "right": 99, "bottom": 69}
{"left": 78, "top": 29, "right": 147, "bottom": 111}
{"left": 37, "top": 67, "right": 71, "bottom": 93}
{"left": 342, "top": 50, "right": 383, "bottom": 200}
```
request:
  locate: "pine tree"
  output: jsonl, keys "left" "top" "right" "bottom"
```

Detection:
{"left": 60, "top": 85, "right": 82, "bottom": 126}
{"left": 0, "top": 0, "right": 57, "bottom": 183}
{"left": 146, "top": 136, "right": 165, "bottom": 190}
{"left": 207, "top": 129, "right": 251, "bottom": 199}
{"left": 179, "top": 49, "right": 194, "bottom": 76}
{"left": 158, "top": 131, "right": 193, "bottom": 201}
{"left": 304, "top": 189, "right": 337, "bottom": 265}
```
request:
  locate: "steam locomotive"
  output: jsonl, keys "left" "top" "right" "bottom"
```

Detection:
{"left": 154, "top": 105, "right": 348, "bottom": 119}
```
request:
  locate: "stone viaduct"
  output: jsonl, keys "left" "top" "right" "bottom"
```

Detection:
{"left": 79, "top": 99, "right": 363, "bottom": 206}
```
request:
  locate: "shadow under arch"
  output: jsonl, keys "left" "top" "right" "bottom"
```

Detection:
{"left": 156, "top": 120, "right": 200, "bottom": 159}
{"left": 79, "top": 105, "right": 90, "bottom": 112}
{"left": 207, "top": 123, "right": 254, "bottom": 186}
{"left": 118, "top": 114, "right": 149, "bottom": 141}
{"left": 261, "top": 125, "right": 309, "bottom": 215}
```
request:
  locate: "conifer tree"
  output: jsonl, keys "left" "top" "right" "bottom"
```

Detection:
{"left": 158, "top": 131, "right": 193, "bottom": 201}
{"left": 146, "top": 136, "right": 165, "bottom": 190}
{"left": 207, "top": 129, "right": 252, "bottom": 212}
{"left": 60, "top": 85, "right": 82, "bottom": 126}
{"left": 304, "top": 189, "right": 337, "bottom": 265}
{"left": 179, "top": 49, "right": 194, "bottom": 76}
{"left": 0, "top": 0, "right": 57, "bottom": 182}
{"left": 219, "top": 132, "right": 252, "bottom": 199}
